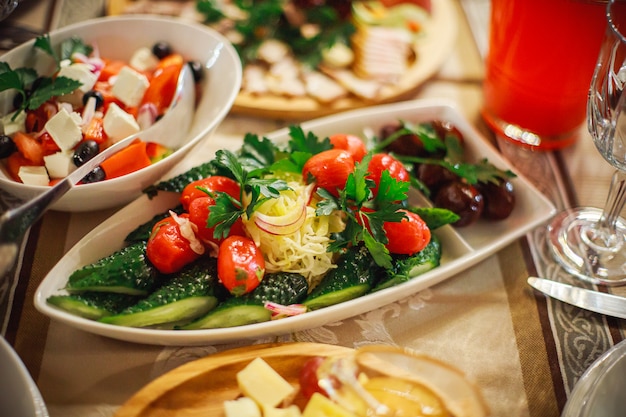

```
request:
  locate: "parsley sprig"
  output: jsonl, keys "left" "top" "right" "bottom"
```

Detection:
{"left": 206, "top": 147, "right": 291, "bottom": 239}
{"left": 316, "top": 153, "right": 410, "bottom": 269}
{"left": 0, "top": 34, "right": 91, "bottom": 118}
{"left": 205, "top": 127, "right": 333, "bottom": 238}
{"left": 196, "top": 0, "right": 355, "bottom": 68}
{"left": 374, "top": 120, "right": 516, "bottom": 191}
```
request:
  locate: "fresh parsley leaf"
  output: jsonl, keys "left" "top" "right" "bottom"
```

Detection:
{"left": 314, "top": 149, "right": 409, "bottom": 268}
{"left": 60, "top": 37, "right": 93, "bottom": 61}
{"left": 2, "top": 35, "right": 85, "bottom": 118}
{"left": 287, "top": 125, "right": 332, "bottom": 155}
{"left": 375, "top": 170, "right": 410, "bottom": 205}
{"left": 34, "top": 34, "right": 56, "bottom": 61}
{"left": 239, "top": 133, "right": 279, "bottom": 169}
{"left": 34, "top": 34, "right": 92, "bottom": 68}
{"left": 208, "top": 148, "right": 290, "bottom": 236}
{"left": 27, "top": 76, "right": 81, "bottom": 110}
{"left": 269, "top": 151, "right": 310, "bottom": 174}
{"left": 374, "top": 121, "right": 446, "bottom": 154}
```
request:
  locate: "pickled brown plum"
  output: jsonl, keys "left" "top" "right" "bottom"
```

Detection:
{"left": 476, "top": 179, "right": 515, "bottom": 220}
{"left": 434, "top": 182, "right": 484, "bottom": 227}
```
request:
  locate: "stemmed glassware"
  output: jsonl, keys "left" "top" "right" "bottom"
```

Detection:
{"left": 0, "top": 0, "right": 19, "bottom": 21}
{"left": 547, "top": 0, "right": 626, "bottom": 286}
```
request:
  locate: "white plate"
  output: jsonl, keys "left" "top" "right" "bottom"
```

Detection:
{"left": 561, "top": 338, "right": 626, "bottom": 417}
{"left": 0, "top": 337, "right": 49, "bottom": 417}
{"left": 34, "top": 99, "right": 557, "bottom": 346}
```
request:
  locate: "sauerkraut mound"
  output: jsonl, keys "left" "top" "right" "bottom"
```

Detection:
{"left": 243, "top": 181, "right": 345, "bottom": 288}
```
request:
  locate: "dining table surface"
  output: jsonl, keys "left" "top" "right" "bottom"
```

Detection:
{"left": 2, "top": 0, "right": 626, "bottom": 416}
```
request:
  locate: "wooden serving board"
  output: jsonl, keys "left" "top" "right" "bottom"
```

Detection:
{"left": 106, "top": 0, "right": 457, "bottom": 120}
{"left": 113, "top": 342, "right": 354, "bottom": 417}
{"left": 231, "top": 0, "right": 457, "bottom": 119}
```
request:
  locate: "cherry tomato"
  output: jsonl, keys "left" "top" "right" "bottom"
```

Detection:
{"left": 367, "top": 153, "right": 410, "bottom": 196}
{"left": 302, "top": 149, "right": 355, "bottom": 197}
{"left": 146, "top": 214, "right": 201, "bottom": 274}
{"left": 188, "top": 196, "right": 246, "bottom": 245}
{"left": 383, "top": 210, "right": 431, "bottom": 255}
{"left": 217, "top": 236, "right": 265, "bottom": 296}
{"left": 180, "top": 176, "right": 241, "bottom": 211}
{"left": 299, "top": 356, "right": 329, "bottom": 400}
{"left": 329, "top": 133, "right": 367, "bottom": 162}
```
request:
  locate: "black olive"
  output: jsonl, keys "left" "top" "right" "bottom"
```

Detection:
{"left": 434, "top": 181, "right": 484, "bottom": 227}
{"left": 152, "top": 41, "right": 172, "bottom": 60}
{"left": 378, "top": 123, "right": 428, "bottom": 157}
{"left": 81, "top": 166, "right": 105, "bottom": 184}
{"left": 417, "top": 164, "right": 458, "bottom": 195}
{"left": 82, "top": 90, "right": 104, "bottom": 109}
{"left": 12, "top": 91, "right": 26, "bottom": 110}
{"left": 476, "top": 179, "right": 516, "bottom": 220}
{"left": 0, "top": 134, "right": 16, "bottom": 159}
{"left": 73, "top": 140, "right": 99, "bottom": 167}
{"left": 187, "top": 60, "right": 204, "bottom": 82}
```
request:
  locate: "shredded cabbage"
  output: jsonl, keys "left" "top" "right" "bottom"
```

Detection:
{"left": 243, "top": 181, "right": 344, "bottom": 288}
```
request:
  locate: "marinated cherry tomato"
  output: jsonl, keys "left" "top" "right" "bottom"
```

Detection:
{"left": 383, "top": 210, "right": 431, "bottom": 255}
{"left": 302, "top": 149, "right": 355, "bottom": 197}
{"left": 367, "top": 153, "right": 410, "bottom": 196}
{"left": 217, "top": 236, "right": 265, "bottom": 296}
{"left": 188, "top": 196, "right": 246, "bottom": 245}
{"left": 299, "top": 356, "right": 329, "bottom": 400}
{"left": 329, "top": 133, "right": 367, "bottom": 162}
{"left": 180, "top": 176, "right": 241, "bottom": 211}
{"left": 146, "top": 214, "right": 201, "bottom": 274}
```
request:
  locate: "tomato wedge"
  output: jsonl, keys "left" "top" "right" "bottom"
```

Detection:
{"left": 13, "top": 131, "right": 45, "bottom": 165}
{"left": 100, "top": 140, "right": 151, "bottom": 180}
{"left": 140, "top": 59, "right": 183, "bottom": 116}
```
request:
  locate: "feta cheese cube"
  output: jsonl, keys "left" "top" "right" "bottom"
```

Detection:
{"left": 103, "top": 102, "right": 140, "bottom": 142}
{"left": 18, "top": 166, "right": 50, "bottom": 186}
{"left": 57, "top": 63, "right": 98, "bottom": 93}
{"left": 111, "top": 66, "right": 150, "bottom": 107}
{"left": 44, "top": 151, "right": 76, "bottom": 178}
{"left": 223, "top": 397, "right": 261, "bottom": 417}
{"left": 44, "top": 108, "right": 83, "bottom": 151}
{"left": 236, "top": 358, "right": 296, "bottom": 408}
{"left": 130, "top": 47, "right": 159, "bottom": 72}
{"left": 0, "top": 109, "right": 26, "bottom": 136}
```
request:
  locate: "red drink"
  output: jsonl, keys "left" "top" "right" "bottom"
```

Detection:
{"left": 482, "top": 0, "right": 608, "bottom": 150}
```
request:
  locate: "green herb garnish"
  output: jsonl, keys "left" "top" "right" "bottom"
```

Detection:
{"left": 196, "top": 0, "right": 355, "bottom": 68}
{"left": 315, "top": 153, "right": 410, "bottom": 269}
{"left": 0, "top": 34, "right": 92, "bottom": 118}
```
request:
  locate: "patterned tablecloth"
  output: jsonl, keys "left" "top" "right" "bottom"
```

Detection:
{"left": 1, "top": 1, "right": 625, "bottom": 416}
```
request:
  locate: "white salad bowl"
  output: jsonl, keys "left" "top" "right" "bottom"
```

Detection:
{"left": 0, "top": 15, "right": 242, "bottom": 212}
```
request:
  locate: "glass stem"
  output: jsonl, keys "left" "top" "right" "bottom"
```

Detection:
{"left": 600, "top": 170, "right": 626, "bottom": 233}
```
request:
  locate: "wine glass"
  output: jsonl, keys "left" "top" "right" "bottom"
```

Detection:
{"left": 0, "top": 0, "right": 19, "bottom": 21}
{"left": 547, "top": 0, "right": 626, "bottom": 286}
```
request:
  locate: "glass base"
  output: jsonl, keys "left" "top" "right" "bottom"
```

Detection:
{"left": 547, "top": 207, "right": 626, "bottom": 286}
